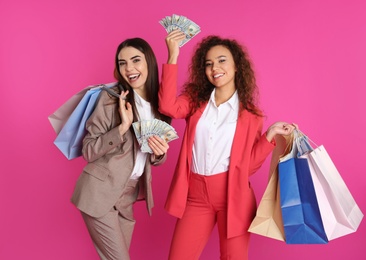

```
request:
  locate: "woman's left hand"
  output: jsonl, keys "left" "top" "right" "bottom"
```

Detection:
{"left": 266, "top": 122, "right": 297, "bottom": 142}
{"left": 118, "top": 90, "right": 133, "bottom": 136}
{"left": 148, "top": 135, "right": 169, "bottom": 157}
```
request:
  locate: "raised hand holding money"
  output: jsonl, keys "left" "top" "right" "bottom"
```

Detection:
{"left": 166, "top": 29, "right": 186, "bottom": 64}
{"left": 159, "top": 14, "right": 201, "bottom": 47}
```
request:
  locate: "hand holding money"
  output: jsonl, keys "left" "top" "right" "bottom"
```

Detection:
{"left": 132, "top": 119, "right": 179, "bottom": 154}
{"left": 148, "top": 135, "right": 169, "bottom": 157}
{"left": 159, "top": 14, "right": 201, "bottom": 47}
{"left": 166, "top": 30, "right": 186, "bottom": 64}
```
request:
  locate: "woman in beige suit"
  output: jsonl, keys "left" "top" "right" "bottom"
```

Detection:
{"left": 71, "top": 38, "right": 171, "bottom": 260}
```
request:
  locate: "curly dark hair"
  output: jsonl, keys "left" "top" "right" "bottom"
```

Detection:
{"left": 183, "top": 35, "right": 262, "bottom": 116}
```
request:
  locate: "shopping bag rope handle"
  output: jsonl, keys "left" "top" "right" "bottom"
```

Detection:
{"left": 295, "top": 129, "right": 318, "bottom": 147}
{"left": 100, "top": 83, "right": 124, "bottom": 98}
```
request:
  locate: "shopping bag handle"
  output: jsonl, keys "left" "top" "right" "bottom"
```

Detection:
{"left": 294, "top": 129, "right": 319, "bottom": 156}
{"left": 280, "top": 129, "right": 317, "bottom": 159}
{"left": 100, "top": 83, "right": 125, "bottom": 98}
{"left": 295, "top": 129, "right": 318, "bottom": 146}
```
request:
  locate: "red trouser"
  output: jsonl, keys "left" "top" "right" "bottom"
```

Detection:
{"left": 169, "top": 172, "right": 250, "bottom": 260}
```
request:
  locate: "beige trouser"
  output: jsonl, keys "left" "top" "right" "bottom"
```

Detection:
{"left": 81, "top": 179, "right": 139, "bottom": 260}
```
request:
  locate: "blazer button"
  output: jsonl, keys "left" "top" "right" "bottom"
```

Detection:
{"left": 109, "top": 141, "right": 113, "bottom": 145}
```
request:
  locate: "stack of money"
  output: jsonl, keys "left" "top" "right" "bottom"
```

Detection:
{"left": 132, "top": 119, "right": 179, "bottom": 153}
{"left": 159, "top": 14, "right": 201, "bottom": 47}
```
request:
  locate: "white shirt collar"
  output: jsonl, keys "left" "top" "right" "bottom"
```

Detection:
{"left": 209, "top": 88, "right": 238, "bottom": 110}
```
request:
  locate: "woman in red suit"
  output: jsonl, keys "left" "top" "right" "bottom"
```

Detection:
{"left": 159, "top": 30, "right": 296, "bottom": 260}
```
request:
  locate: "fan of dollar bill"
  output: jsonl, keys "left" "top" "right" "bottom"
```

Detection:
{"left": 159, "top": 14, "right": 201, "bottom": 47}
{"left": 132, "top": 119, "right": 179, "bottom": 153}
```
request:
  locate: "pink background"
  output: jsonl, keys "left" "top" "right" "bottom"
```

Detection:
{"left": 1, "top": 0, "right": 365, "bottom": 259}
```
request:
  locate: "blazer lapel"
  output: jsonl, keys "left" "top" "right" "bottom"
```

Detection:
{"left": 229, "top": 110, "right": 250, "bottom": 169}
{"left": 132, "top": 130, "right": 139, "bottom": 167}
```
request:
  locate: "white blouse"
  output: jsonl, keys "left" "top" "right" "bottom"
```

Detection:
{"left": 130, "top": 90, "right": 153, "bottom": 180}
{"left": 191, "top": 89, "right": 239, "bottom": 176}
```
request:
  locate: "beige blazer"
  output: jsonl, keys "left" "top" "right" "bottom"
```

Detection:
{"left": 71, "top": 86, "right": 166, "bottom": 218}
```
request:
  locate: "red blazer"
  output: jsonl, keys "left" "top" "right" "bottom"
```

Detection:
{"left": 159, "top": 64, "right": 275, "bottom": 238}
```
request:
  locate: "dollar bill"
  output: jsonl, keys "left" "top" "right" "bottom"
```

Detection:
{"left": 159, "top": 14, "right": 201, "bottom": 47}
{"left": 132, "top": 121, "right": 142, "bottom": 145}
{"left": 132, "top": 119, "right": 179, "bottom": 154}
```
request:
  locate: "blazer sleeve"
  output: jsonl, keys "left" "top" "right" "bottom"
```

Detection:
{"left": 150, "top": 153, "right": 167, "bottom": 166}
{"left": 159, "top": 64, "right": 191, "bottom": 119}
{"left": 249, "top": 118, "right": 276, "bottom": 175}
{"left": 82, "top": 90, "right": 126, "bottom": 162}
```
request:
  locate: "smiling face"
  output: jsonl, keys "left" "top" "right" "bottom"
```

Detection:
{"left": 118, "top": 46, "right": 148, "bottom": 95}
{"left": 205, "top": 45, "right": 236, "bottom": 91}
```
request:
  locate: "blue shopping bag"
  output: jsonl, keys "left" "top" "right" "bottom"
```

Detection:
{"left": 51, "top": 83, "right": 118, "bottom": 160}
{"left": 279, "top": 157, "right": 328, "bottom": 244}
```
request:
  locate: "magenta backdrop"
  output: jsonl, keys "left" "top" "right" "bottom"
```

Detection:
{"left": 1, "top": 0, "right": 365, "bottom": 259}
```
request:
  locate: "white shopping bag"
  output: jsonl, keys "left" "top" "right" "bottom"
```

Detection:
{"left": 303, "top": 145, "right": 363, "bottom": 240}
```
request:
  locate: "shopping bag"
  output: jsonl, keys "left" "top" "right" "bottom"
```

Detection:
{"left": 279, "top": 158, "right": 328, "bottom": 244}
{"left": 49, "top": 87, "right": 89, "bottom": 135}
{"left": 299, "top": 138, "right": 363, "bottom": 240}
{"left": 248, "top": 135, "right": 291, "bottom": 241}
{"left": 278, "top": 131, "right": 328, "bottom": 244}
{"left": 48, "top": 82, "right": 117, "bottom": 135}
{"left": 248, "top": 169, "right": 285, "bottom": 240}
{"left": 49, "top": 83, "right": 117, "bottom": 160}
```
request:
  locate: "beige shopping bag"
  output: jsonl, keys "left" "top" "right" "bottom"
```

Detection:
{"left": 49, "top": 87, "right": 90, "bottom": 135}
{"left": 48, "top": 82, "right": 116, "bottom": 134}
{"left": 248, "top": 134, "right": 293, "bottom": 241}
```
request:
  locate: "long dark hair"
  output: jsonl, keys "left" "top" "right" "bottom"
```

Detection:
{"left": 113, "top": 38, "right": 171, "bottom": 123}
{"left": 184, "top": 35, "right": 262, "bottom": 116}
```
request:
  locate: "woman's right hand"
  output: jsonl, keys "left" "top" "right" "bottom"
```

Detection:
{"left": 118, "top": 90, "right": 133, "bottom": 136}
{"left": 165, "top": 29, "right": 186, "bottom": 64}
